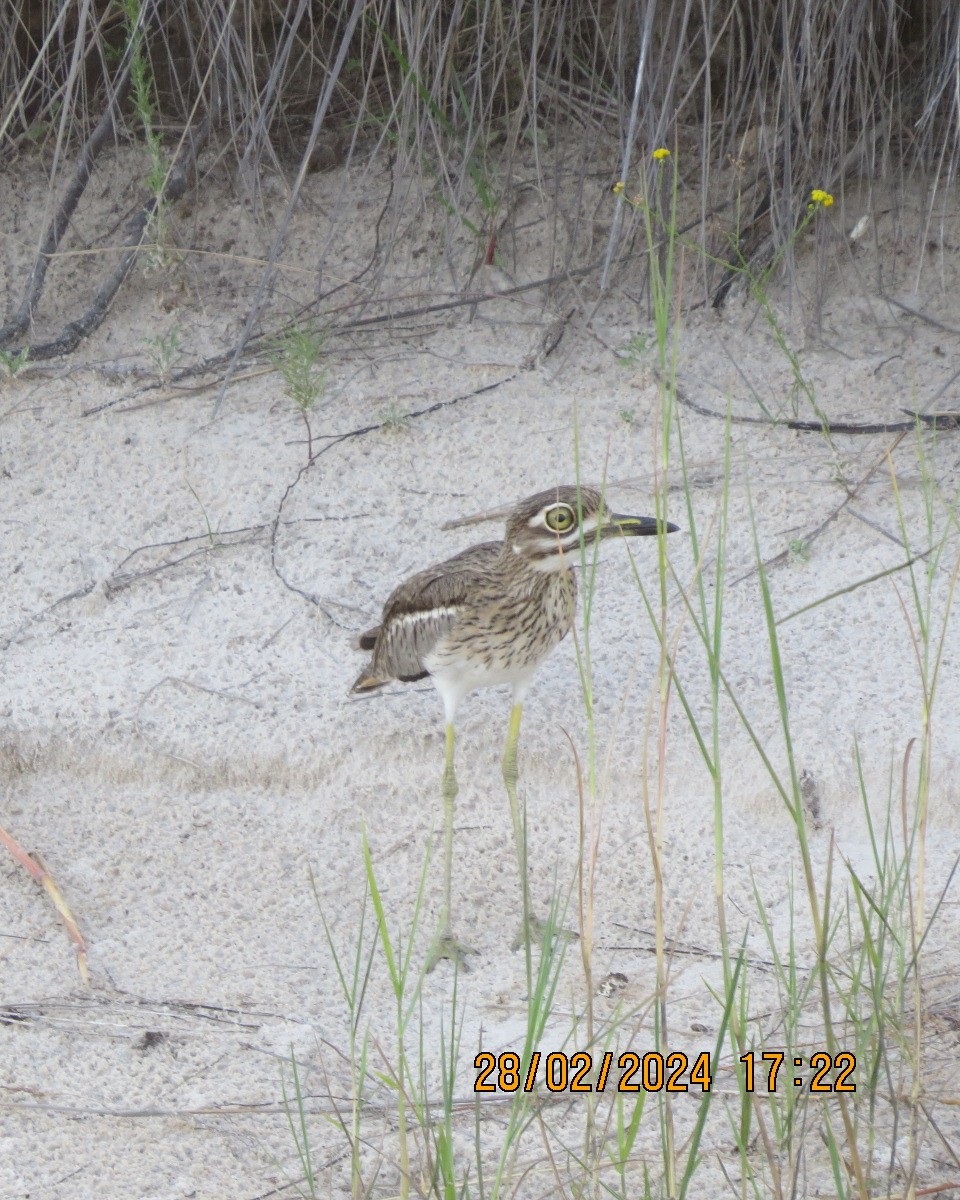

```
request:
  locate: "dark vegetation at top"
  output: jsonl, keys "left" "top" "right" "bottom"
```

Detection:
{"left": 1, "top": 1, "right": 957, "bottom": 355}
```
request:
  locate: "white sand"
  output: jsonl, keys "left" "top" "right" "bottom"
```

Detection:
{"left": 2, "top": 151, "right": 959, "bottom": 1197}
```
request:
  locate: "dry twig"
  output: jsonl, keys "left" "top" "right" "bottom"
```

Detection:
{"left": 0, "top": 824, "right": 89, "bottom": 983}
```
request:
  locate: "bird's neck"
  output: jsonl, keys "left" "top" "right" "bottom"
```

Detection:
{"left": 497, "top": 538, "right": 578, "bottom": 582}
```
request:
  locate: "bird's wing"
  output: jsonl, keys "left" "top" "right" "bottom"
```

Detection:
{"left": 352, "top": 542, "right": 500, "bottom": 688}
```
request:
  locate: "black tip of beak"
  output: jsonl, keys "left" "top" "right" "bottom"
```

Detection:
{"left": 603, "top": 514, "right": 680, "bottom": 538}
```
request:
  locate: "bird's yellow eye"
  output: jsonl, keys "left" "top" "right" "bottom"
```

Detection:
{"left": 544, "top": 504, "right": 576, "bottom": 533}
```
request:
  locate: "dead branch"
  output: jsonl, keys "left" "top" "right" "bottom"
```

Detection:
{"left": 0, "top": 579, "right": 96, "bottom": 651}
{"left": 0, "top": 43, "right": 136, "bottom": 348}
{"left": 669, "top": 374, "right": 960, "bottom": 435}
{"left": 12, "top": 117, "right": 212, "bottom": 362}
{"left": 104, "top": 524, "right": 266, "bottom": 596}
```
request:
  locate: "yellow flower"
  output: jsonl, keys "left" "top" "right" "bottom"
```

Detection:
{"left": 810, "top": 189, "right": 834, "bottom": 207}
{"left": 652, "top": 147, "right": 671, "bottom": 160}
{"left": 612, "top": 180, "right": 625, "bottom": 195}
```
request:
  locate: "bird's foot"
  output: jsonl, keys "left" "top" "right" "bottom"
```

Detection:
{"left": 426, "top": 928, "right": 477, "bottom": 973}
{"left": 511, "top": 913, "right": 579, "bottom": 953}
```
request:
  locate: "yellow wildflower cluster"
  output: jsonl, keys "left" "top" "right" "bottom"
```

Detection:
{"left": 810, "top": 189, "right": 834, "bottom": 207}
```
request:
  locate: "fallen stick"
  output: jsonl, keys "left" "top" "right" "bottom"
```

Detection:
{"left": 16, "top": 116, "right": 211, "bottom": 362}
{"left": 0, "top": 37, "right": 136, "bottom": 348}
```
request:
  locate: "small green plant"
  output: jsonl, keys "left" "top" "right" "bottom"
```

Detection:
{"left": 270, "top": 325, "right": 326, "bottom": 463}
{"left": 615, "top": 333, "right": 651, "bottom": 367}
{"left": 0, "top": 348, "right": 30, "bottom": 377}
{"left": 788, "top": 538, "right": 811, "bottom": 562}
{"left": 378, "top": 401, "right": 408, "bottom": 431}
{"left": 618, "top": 406, "right": 637, "bottom": 425}
{"left": 143, "top": 326, "right": 181, "bottom": 384}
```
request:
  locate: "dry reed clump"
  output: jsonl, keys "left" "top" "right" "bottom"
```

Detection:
{"left": 1, "top": 0, "right": 957, "bottom": 355}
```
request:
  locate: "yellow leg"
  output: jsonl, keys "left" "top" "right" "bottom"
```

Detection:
{"left": 440, "top": 722, "right": 457, "bottom": 930}
{"left": 503, "top": 703, "right": 577, "bottom": 954}
{"left": 502, "top": 702, "right": 524, "bottom": 864}
{"left": 426, "top": 723, "right": 475, "bottom": 971}
{"left": 503, "top": 703, "right": 538, "bottom": 951}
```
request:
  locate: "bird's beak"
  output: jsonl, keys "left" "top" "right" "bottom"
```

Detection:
{"left": 600, "top": 512, "right": 679, "bottom": 539}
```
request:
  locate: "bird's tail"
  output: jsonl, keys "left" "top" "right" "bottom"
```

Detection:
{"left": 350, "top": 667, "right": 389, "bottom": 695}
{"left": 351, "top": 622, "right": 388, "bottom": 694}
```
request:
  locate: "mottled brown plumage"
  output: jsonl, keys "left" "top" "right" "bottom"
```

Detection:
{"left": 352, "top": 486, "right": 671, "bottom": 716}
{"left": 350, "top": 484, "right": 678, "bottom": 967}
{"left": 352, "top": 539, "right": 574, "bottom": 704}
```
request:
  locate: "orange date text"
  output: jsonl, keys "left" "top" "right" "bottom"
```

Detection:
{"left": 474, "top": 1050, "right": 713, "bottom": 1094}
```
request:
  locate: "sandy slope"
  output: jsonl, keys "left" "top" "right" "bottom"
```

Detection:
{"left": 2, "top": 151, "right": 959, "bottom": 1197}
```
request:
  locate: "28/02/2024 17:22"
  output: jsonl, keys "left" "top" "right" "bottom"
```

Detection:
{"left": 474, "top": 1049, "right": 857, "bottom": 1094}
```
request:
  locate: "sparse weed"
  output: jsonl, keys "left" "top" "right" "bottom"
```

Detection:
{"left": 737, "top": 193, "right": 836, "bottom": 429}
{"left": 270, "top": 325, "right": 326, "bottom": 463}
{"left": 292, "top": 419, "right": 955, "bottom": 1197}
{"left": 615, "top": 333, "right": 651, "bottom": 367}
{"left": 0, "top": 348, "right": 30, "bottom": 377}
{"left": 143, "top": 326, "right": 182, "bottom": 384}
{"left": 378, "top": 402, "right": 408, "bottom": 431}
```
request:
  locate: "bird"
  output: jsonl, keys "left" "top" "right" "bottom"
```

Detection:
{"left": 350, "top": 484, "right": 678, "bottom": 968}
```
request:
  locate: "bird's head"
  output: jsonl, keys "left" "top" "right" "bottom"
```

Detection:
{"left": 504, "top": 485, "right": 678, "bottom": 572}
